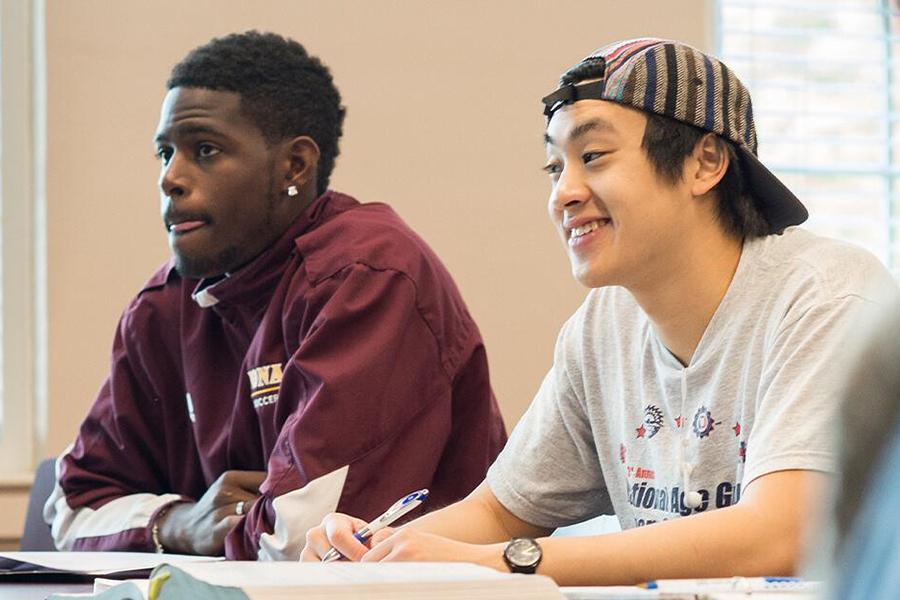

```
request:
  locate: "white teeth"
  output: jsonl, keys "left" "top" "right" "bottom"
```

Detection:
{"left": 570, "top": 220, "right": 602, "bottom": 238}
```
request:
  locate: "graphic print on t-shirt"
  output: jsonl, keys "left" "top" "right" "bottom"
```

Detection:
{"left": 691, "top": 405, "right": 721, "bottom": 438}
{"left": 622, "top": 458, "right": 744, "bottom": 526}
{"left": 636, "top": 405, "right": 665, "bottom": 439}
{"left": 622, "top": 403, "right": 744, "bottom": 527}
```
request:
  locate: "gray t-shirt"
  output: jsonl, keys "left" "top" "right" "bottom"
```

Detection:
{"left": 487, "top": 228, "right": 897, "bottom": 530}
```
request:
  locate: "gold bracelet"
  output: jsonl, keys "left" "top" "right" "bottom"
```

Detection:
{"left": 151, "top": 504, "right": 175, "bottom": 554}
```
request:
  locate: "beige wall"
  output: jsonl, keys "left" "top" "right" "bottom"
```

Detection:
{"left": 43, "top": 0, "right": 711, "bottom": 456}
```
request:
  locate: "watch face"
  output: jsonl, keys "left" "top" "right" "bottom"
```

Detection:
{"left": 506, "top": 538, "right": 541, "bottom": 567}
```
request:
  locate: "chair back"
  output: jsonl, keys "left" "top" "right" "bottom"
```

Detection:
{"left": 20, "top": 458, "right": 57, "bottom": 550}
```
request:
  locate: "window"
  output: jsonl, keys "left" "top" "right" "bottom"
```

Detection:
{"left": 717, "top": 0, "right": 898, "bottom": 276}
{"left": 0, "top": 0, "right": 43, "bottom": 477}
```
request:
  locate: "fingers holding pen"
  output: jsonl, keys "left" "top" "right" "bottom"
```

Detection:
{"left": 302, "top": 490, "right": 430, "bottom": 562}
{"left": 326, "top": 513, "right": 372, "bottom": 561}
{"left": 301, "top": 512, "right": 370, "bottom": 562}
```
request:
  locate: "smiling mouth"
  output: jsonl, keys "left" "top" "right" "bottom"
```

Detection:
{"left": 567, "top": 218, "right": 611, "bottom": 246}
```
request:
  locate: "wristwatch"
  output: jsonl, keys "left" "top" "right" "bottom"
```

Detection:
{"left": 502, "top": 537, "right": 542, "bottom": 574}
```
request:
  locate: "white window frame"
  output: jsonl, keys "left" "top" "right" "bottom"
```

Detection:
{"left": 715, "top": 0, "right": 897, "bottom": 276}
{"left": 0, "top": 0, "right": 45, "bottom": 479}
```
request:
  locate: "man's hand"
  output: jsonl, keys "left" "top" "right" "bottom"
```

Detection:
{"left": 301, "top": 484, "right": 546, "bottom": 564}
{"left": 300, "top": 512, "right": 371, "bottom": 562}
{"left": 361, "top": 528, "right": 504, "bottom": 569}
{"left": 301, "top": 513, "right": 505, "bottom": 570}
{"left": 158, "top": 470, "right": 266, "bottom": 556}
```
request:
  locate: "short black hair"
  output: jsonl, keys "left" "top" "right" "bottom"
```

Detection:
{"left": 559, "top": 60, "right": 769, "bottom": 240}
{"left": 642, "top": 113, "right": 769, "bottom": 239}
{"left": 168, "top": 31, "right": 345, "bottom": 197}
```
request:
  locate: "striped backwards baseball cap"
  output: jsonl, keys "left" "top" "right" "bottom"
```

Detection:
{"left": 542, "top": 38, "right": 807, "bottom": 234}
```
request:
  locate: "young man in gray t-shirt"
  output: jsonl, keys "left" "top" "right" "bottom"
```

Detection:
{"left": 302, "top": 38, "right": 897, "bottom": 585}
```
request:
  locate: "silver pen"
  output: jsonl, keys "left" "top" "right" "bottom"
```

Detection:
{"left": 320, "top": 489, "right": 429, "bottom": 563}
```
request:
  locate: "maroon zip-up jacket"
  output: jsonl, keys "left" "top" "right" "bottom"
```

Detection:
{"left": 46, "top": 191, "right": 506, "bottom": 559}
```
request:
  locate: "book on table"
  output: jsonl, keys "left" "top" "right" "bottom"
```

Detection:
{"left": 0, "top": 551, "right": 222, "bottom": 583}
{"left": 54, "top": 561, "right": 565, "bottom": 599}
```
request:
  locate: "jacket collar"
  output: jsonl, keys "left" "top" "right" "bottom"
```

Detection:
{"left": 188, "top": 191, "right": 338, "bottom": 310}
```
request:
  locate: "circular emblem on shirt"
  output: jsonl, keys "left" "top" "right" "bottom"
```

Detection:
{"left": 691, "top": 406, "right": 718, "bottom": 438}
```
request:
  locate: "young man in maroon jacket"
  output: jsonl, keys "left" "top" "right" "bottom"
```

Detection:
{"left": 45, "top": 31, "right": 506, "bottom": 560}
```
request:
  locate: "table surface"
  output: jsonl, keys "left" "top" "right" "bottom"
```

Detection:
{"left": 0, "top": 582, "right": 93, "bottom": 599}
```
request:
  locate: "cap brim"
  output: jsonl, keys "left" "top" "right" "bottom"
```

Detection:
{"left": 736, "top": 147, "right": 808, "bottom": 234}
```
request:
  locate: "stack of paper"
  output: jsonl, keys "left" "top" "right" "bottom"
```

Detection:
{"left": 0, "top": 551, "right": 222, "bottom": 582}
{"left": 54, "top": 562, "right": 564, "bottom": 599}
{"left": 29, "top": 557, "right": 820, "bottom": 600}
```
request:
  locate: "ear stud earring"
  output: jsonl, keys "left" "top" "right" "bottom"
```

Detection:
{"left": 287, "top": 185, "right": 298, "bottom": 197}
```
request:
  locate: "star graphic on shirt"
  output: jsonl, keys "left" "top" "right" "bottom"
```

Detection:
{"left": 675, "top": 416, "right": 684, "bottom": 428}
{"left": 733, "top": 422, "right": 741, "bottom": 436}
{"left": 636, "top": 424, "right": 646, "bottom": 438}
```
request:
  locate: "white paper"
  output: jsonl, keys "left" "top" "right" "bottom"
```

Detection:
{"left": 0, "top": 551, "right": 222, "bottom": 574}
{"left": 177, "top": 561, "right": 524, "bottom": 587}
{"left": 704, "top": 594, "right": 817, "bottom": 599}
{"left": 94, "top": 577, "right": 151, "bottom": 595}
{"left": 561, "top": 586, "right": 658, "bottom": 599}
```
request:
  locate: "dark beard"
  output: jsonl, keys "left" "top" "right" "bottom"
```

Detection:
{"left": 174, "top": 245, "right": 242, "bottom": 280}
{"left": 173, "top": 171, "right": 281, "bottom": 280}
